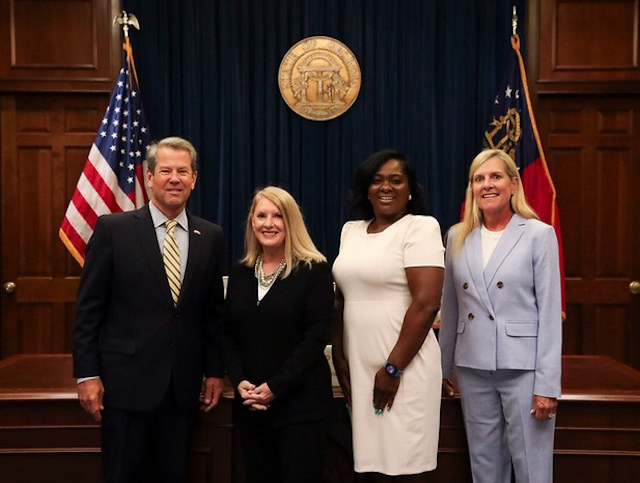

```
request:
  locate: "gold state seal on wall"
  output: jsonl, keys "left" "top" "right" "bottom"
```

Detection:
{"left": 279, "top": 36, "right": 361, "bottom": 121}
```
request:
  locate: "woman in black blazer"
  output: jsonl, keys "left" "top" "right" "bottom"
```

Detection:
{"left": 222, "top": 186, "right": 335, "bottom": 483}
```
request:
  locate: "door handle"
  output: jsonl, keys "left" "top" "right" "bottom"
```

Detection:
{"left": 630, "top": 281, "right": 640, "bottom": 295}
{"left": 3, "top": 281, "right": 16, "bottom": 293}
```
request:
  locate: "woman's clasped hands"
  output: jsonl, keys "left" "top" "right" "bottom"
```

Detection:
{"left": 237, "top": 380, "right": 275, "bottom": 410}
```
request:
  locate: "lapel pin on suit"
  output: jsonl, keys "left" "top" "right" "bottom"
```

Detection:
{"left": 194, "top": 229, "right": 201, "bottom": 235}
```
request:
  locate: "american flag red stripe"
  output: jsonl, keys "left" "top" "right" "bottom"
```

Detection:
{"left": 82, "top": 148, "right": 130, "bottom": 213}
{"left": 59, "top": 38, "right": 152, "bottom": 266}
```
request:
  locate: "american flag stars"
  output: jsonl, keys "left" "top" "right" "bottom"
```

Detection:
{"left": 60, "top": 44, "right": 153, "bottom": 265}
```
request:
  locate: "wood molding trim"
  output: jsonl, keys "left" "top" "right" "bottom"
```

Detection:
{"left": 0, "top": 0, "right": 121, "bottom": 92}
{"left": 536, "top": 0, "right": 640, "bottom": 93}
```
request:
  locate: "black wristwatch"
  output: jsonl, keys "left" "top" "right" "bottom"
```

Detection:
{"left": 384, "top": 361, "right": 403, "bottom": 378}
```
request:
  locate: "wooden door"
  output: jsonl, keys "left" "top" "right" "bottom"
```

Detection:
{"left": 0, "top": 94, "right": 107, "bottom": 357}
{"left": 538, "top": 95, "right": 640, "bottom": 370}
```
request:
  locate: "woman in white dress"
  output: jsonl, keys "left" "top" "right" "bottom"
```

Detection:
{"left": 332, "top": 150, "right": 445, "bottom": 481}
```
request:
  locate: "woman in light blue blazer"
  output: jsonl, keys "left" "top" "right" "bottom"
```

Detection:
{"left": 440, "top": 149, "right": 562, "bottom": 483}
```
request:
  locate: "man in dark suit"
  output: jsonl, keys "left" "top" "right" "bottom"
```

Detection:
{"left": 72, "top": 136, "right": 226, "bottom": 483}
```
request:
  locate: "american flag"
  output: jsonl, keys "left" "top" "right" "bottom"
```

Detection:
{"left": 59, "top": 40, "right": 152, "bottom": 266}
{"left": 483, "top": 34, "right": 566, "bottom": 315}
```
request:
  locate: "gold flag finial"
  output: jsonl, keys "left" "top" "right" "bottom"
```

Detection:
{"left": 512, "top": 6, "right": 518, "bottom": 36}
{"left": 114, "top": 10, "right": 140, "bottom": 38}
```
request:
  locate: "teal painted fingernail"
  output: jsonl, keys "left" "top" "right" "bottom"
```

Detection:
{"left": 386, "top": 406, "right": 391, "bottom": 412}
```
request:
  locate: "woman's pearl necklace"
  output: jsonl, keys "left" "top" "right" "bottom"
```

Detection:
{"left": 254, "top": 254, "right": 286, "bottom": 288}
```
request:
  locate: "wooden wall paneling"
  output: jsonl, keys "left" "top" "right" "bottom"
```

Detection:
{"left": 538, "top": 96, "right": 640, "bottom": 369}
{"left": 0, "top": 95, "right": 20, "bottom": 356}
{"left": 3, "top": 354, "right": 639, "bottom": 482}
{"left": 535, "top": 0, "right": 640, "bottom": 95}
{"left": 539, "top": 0, "right": 640, "bottom": 83}
{"left": 532, "top": 0, "right": 640, "bottom": 369}
{"left": 0, "top": 0, "right": 121, "bottom": 92}
{"left": 1, "top": 94, "right": 108, "bottom": 357}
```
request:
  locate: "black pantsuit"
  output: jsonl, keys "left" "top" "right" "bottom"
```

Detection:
{"left": 222, "top": 261, "right": 335, "bottom": 483}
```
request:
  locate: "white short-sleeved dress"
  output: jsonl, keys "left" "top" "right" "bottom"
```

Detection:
{"left": 332, "top": 214, "right": 445, "bottom": 475}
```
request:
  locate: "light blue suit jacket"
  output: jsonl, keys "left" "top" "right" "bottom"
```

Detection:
{"left": 439, "top": 214, "right": 562, "bottom": 397}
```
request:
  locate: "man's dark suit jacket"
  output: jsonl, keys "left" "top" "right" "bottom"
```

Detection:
{"left": 72, "top": 205, "right": 225, "bottom": 411}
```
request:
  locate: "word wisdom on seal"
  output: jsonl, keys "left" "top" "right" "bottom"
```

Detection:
{"left": 279, "top": 36, "right": 361, "bottom": 121}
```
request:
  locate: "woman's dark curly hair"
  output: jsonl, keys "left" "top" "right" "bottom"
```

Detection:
{"left": 347, "top": 149, "right": 427, "bottom": 220}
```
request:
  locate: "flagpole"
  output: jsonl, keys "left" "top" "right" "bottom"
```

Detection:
{"left": 508, "top": 5, "right": 566, "bottom": 318}
{"left": 114, "top": 10, "right": 140, "bottom": 38}
{"left": 509, "top": 28, "right": 558, "bottom": 225}
{"left": 114, "top": 11, "right": 141, "bottom": 90}
{"left": 60, "top": 10, "right": 152, "bottom": 266}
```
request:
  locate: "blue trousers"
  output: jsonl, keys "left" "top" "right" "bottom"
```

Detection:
{"left": 456, "top": 367, "right": 556, "bottom": 483}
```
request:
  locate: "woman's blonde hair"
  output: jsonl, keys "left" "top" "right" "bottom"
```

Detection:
{"left": 241, "top": 186, "right": 326, "bottom": 277}
{"left": 451, "top": 148, "right": 538, "bottom": 254}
